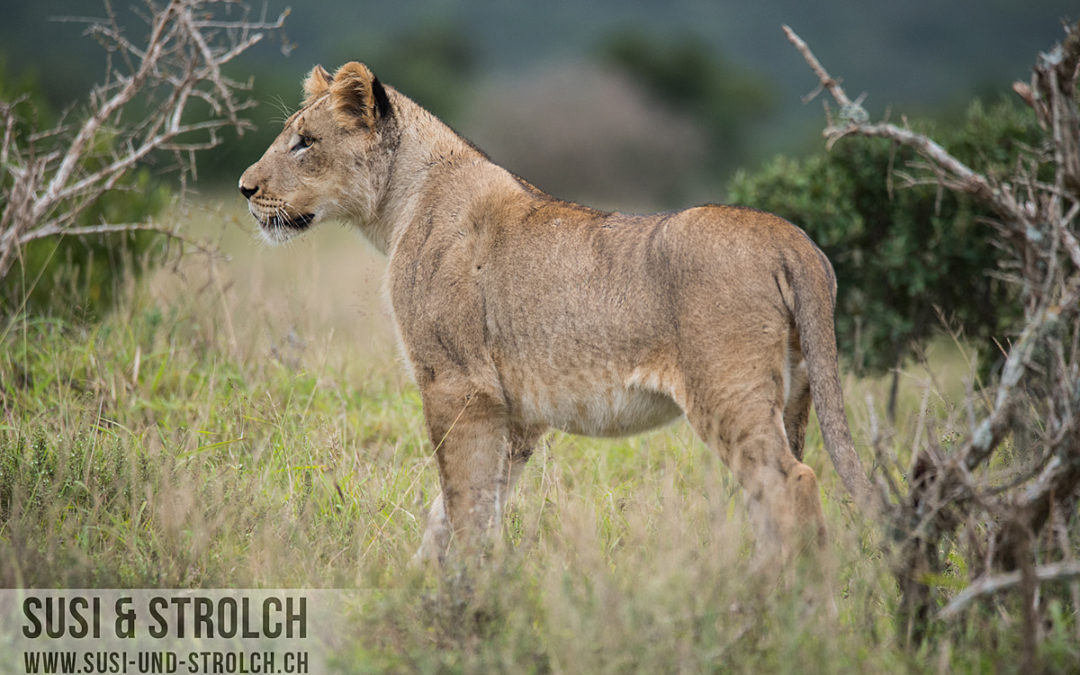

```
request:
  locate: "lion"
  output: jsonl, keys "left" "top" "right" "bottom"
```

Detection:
{"left": 239, "top": 62, "right": 877, "bottom": 567}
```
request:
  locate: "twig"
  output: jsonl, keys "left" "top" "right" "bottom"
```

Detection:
{"left": 17, "top": 220, "right": 178, "bottom": 245}
{"left": 938, "top": 561, "right": 1080, "bottom": 619}
{"left": 782, "top": 25, "right": 851, "bottom": 107}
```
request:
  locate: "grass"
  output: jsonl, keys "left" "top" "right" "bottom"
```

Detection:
{"left": 0, "top": 199, "right": 1067, "bottom": 672}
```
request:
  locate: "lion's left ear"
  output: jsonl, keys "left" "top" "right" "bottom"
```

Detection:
{"left": 302, "top": 64, "right": 333, "bottom": 106}
{"left": 330, "top": 62, "right": 392, "bottom": 130}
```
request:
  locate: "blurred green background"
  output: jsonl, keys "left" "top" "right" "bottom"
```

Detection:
{"left": 3, "top": 0, "right": 1074, "bottom": 210}
{"left": 1, "top": 0, "right": 1073, "bottom": 369}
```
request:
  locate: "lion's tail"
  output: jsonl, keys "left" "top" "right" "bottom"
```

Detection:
{"left": 788, "top": 243, "right": 881, "bottom": 517}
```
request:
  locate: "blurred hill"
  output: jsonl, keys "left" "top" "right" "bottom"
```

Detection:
{"left": 2, "top": 0, "right": 1076, "bottom": 208}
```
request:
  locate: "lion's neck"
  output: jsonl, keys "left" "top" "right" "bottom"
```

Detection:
{"left": 363, "top": 92, "right": 520, "bottom": 256}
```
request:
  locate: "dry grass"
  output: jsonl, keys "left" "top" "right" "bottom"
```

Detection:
{"left": 0, "top": 198, "right": 1062, "bottom": 672}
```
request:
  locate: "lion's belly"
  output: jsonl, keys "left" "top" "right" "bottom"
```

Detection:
{"left": 512, "top": 377, "right": 683, "bottom": 437}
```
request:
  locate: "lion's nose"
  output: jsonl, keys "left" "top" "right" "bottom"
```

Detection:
{"left": 239, "top": 182, "right": 258, "bottom": 200}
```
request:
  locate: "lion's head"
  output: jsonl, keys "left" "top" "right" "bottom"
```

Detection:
{"left": 239, "top": 62, "right": 394, "bottom": 244}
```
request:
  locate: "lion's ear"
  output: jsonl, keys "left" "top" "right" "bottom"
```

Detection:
{"left": 330, "top": 62, "right": 391, "bottom": 130}
{"left": 302, "top": 65, "right": 332, "bottom": 106}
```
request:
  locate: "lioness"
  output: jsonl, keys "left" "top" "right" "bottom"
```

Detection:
{"left": 239, "top": 62, "right": 875, "bottom": 565}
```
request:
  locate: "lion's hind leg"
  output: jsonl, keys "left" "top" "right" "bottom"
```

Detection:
{"left": 685, "top": 377, "right": 826, "bottom": 569}
{"left": 782, "top": 347, "right": 813, "bottom": 462}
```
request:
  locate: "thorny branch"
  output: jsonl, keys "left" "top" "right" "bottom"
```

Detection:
{"left": 786, "top": 21, "right": 1080, "bottom": 653}
{"left": 0, "top": 0, "right": 288, "bottom": 280}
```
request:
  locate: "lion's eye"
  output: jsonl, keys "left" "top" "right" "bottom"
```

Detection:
{"left": 291, "top": 134, "right": 315, "bottom": 152}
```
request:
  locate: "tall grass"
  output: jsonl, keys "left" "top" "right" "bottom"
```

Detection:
{"left": 0, "top": 200, "right": 1062, "bottom": 671}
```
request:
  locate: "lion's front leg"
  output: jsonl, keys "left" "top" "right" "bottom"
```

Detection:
{"left": 415, "top": 386, "right": 515, "bottom": 562}
{"left": 413, "top": 417, "right": 546, "bottom": 566}
{"left": 413, "top": 492, "right": 451, "bottom": 565}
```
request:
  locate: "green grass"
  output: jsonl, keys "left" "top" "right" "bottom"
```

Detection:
{"left": 0, "top": 201, "right": 1071, "bottom": 672}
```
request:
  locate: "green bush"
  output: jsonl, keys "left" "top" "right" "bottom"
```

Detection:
{"left": 728, "top": 98, "right": 1041, "bottom": 374}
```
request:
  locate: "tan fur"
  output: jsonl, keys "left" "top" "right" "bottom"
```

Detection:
{"left": 239, "top": 62, "right": 875, "bottom": 567}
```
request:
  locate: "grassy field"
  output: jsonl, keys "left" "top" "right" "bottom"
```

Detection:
{"left": 0, "top": 199, "right": 1055, "bottom": 672}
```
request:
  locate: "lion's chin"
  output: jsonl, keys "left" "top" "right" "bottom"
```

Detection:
{"left": 255, "top": 212, "right": 316, "bottom": 243}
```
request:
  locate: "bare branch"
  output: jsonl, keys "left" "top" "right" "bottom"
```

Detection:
{"left": 787, "top": 20, "right": 1080, "bottom": 646}
{"left": 938, "top": 561, "right": 1080, "bottom": 619}
{"left": 36, "top": 1, "right": 176, "bottom": 219}
{"left": 19, "top": 220, "right": 179, "bottom": 245}
{"left": 782, "top": 25, "right": 853, "bottom": 108}
{"left": 783, "top": 26, "right": 1031, "bottom": 226}
{"left": 0, "top": 0, "right": 286, "bottom": 281}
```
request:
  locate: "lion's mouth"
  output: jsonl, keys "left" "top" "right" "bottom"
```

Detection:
{"left": 258, "top": 212, "right": 316, "bottom": 232}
